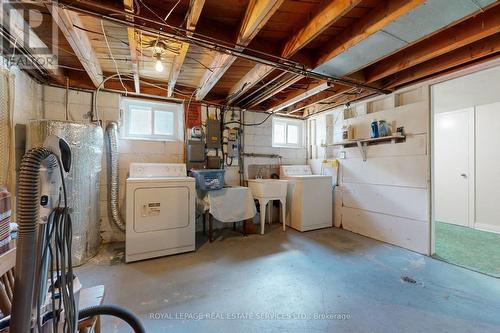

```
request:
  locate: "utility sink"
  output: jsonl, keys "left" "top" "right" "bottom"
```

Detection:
{"left": 247, "top": 179, "right": 288, "bottom": 198}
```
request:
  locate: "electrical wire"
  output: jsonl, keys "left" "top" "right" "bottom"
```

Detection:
{"left": 224, "top": 110, "right": 275, "bottom": 127}
{"left": 34, "top": 155, "right": 75, "bottom": 332}
{"left": 101, "top": 19, "right": 128, "bottom": 95}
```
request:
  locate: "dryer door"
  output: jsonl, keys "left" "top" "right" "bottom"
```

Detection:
{"left": 134, "top": 186, "right": 190, "bottom": 232}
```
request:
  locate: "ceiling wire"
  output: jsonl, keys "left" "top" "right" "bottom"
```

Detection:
{"left": 101, "top": 19, "right": 128, "bottom": 95}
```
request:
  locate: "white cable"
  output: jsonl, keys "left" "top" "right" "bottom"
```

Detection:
{"left": 101, "top": 19, "right": 128, "bottom": 95}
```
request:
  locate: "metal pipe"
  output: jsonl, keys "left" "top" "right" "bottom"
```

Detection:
{"left": 235, "top": 72, "right": 287, "bottom": 105}
{"left": 242, "top": 153, "right": 281, "bottom": 158}
{"left": 51, "top": 0, "right": 389, "bottom": 95}
{"left": 105, "top": 122, "right": 126, "bottom": 232}
{"left": 244, "top": 74, "right": 303, "bottom": 108}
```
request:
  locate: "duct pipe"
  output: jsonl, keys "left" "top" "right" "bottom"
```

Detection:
{"left": 105, "top": 122, "right": 125, "bottom": 231}
{"left": 11, "top": 147, "right": 54, "bottom": 333}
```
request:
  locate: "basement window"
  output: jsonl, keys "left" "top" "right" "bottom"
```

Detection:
{"left": 272, "top": 117, "right": 304, "bottom": 148}
{"left": 122, "top": 98, "right": 183, "bottom": 141}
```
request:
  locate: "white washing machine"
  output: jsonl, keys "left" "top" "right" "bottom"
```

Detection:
{"left": 126, "top": 163, "right": 195, "bottom": 263}
{"left": 280, "top": 165, "right": 332, "bottom": 232}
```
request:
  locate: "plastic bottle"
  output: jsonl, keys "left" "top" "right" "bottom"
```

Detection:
{"left": 378, "top": 120, "right": 389, "bottom": 137}
{"left": 370, "top": 119, "right": 379, "bottom": 138}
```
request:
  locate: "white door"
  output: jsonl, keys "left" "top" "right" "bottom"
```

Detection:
{"left": 475, "top": 102, "right": 500, "bottom": 233}
{"left": 434, "top": 109, "right": 472, "bottom": 227}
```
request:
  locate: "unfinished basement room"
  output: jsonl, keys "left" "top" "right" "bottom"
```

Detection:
{"left": 0, "top": 0, "right": 500, "bottom": 332}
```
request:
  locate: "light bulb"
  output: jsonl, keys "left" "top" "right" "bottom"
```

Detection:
{"left": 155, "top": 59, "right": 164, "bottom": 72}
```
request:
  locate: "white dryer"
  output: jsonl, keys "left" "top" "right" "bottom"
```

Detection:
{"left": 280, "top": 165, "right": 332, "bottom": 232}
{"left": 126, "top": 163, "right": 195, "bottom": 262}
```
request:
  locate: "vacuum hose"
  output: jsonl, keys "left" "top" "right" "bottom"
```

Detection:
{"left": 105, "top": 122, "right": 125, "bottom": 231}
{"left": 11, "top": 147, "right": 55, "bottom": 333}
{"left": 79, "top": 305, "right": 145, "bottom": 333}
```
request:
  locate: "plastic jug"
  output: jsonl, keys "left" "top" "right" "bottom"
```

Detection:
{"left": 378, "top": 120, "right": 389, "bottom": 137}
{"left": 370, "top": 119, "right": 379, "bottom": 138}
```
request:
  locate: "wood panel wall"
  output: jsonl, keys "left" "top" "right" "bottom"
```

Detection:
{"left": 311, "top": 85, "right": 431, "bottom": 254}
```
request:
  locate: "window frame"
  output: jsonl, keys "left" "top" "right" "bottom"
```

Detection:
{"left": 121, "top": 98, "right": 183, "bottom": 141}
{"left": 272, "top": 117, "right": 304, "bottom": 148}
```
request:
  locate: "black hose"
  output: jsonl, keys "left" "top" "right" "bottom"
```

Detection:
{"left": 79, "top": 305, "right": 145, "bottom": 333}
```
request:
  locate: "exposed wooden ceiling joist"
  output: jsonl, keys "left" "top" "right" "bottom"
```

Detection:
{"left": 124, "top": 0, "right": 140, "bottom": 93}
{"left": 286, "top": 86, "right": 354, "bottom": 115}
{"left": 245, "top": 74, "right": 302, "bottom": 108}
{"left": 364, "top": 3, "right": 500, "bottom": 83}
{"left": 48, "top": 6, "right": 103, "bottom": 87}
{"left": 226, "top": 63, "right": 274, "bottom": 105}
{"left": 304, "top": 88, "right": 376, "bottom": 118}
{"left": 384, "top": 33, "right": 500, "bottom": 89}
{"left": 168, "top": 0, "right": 205, "bottom": 97}
{"left": 3, "top": 2, "right": 66, "bottom": 84}
{"left": 314, "top": 0, "right": 425, "bottom": 68}
{"left": 281, "top": 0, "right": 362, "bottom": 59}
{"left": 195, "top": 0, "right": 284, "bottom": 101}
{"left": 268, "top": 81, "right": 332, "bottom": 112}
{"left": 230, "top": 0, "right": 363, "bottom": 107}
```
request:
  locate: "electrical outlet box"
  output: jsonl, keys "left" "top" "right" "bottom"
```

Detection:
{"left": 206, "top": 119, "right": 221, "bottom": 149}
{"left": 227, "top": 128, "right": 239, "bottom": 158}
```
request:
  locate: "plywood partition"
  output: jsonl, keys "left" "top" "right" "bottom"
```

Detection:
{"left": 311, "top": 85, "right": 431, "bottom": 254}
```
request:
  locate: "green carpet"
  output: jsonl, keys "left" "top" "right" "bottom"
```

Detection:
{"left": 434, "top": 222, "right": 500, "bottom": 277}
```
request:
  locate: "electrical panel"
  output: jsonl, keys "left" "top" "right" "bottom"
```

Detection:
{"left": 206, "top": 119, "right": 221, "bottom": 149}
{"left": 227, "top": 128, "right": 239, "bottom": 158}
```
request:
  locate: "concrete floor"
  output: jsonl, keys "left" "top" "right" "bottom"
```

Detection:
{"left": 76, "top": 226, "right": 500, "bottom": 333}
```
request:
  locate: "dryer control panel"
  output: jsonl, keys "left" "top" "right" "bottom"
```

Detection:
{"left": 129, "top": 163, "right": 187, "bottom": 178}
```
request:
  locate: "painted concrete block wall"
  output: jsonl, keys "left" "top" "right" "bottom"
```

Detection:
{"left": 309, "top": 86, "right": 431, "bottom": 255}
{"left": 242, "top": 111, "right": 306, "bottom": 178}
{"left": 41, "top": 87, "right": 184, "bottom": 242}
{"left": 2, "top": 63, "right": 43, "bottom": 212}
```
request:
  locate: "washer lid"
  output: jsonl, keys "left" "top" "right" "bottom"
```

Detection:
{"left": 283, "top": 175, "right": 332, "bottom": 180}
{"left": 127, "top": 176, "right": 195, "bottom": 183}
{"left": 280, "top": 165, "right": 313, "bottom": 177}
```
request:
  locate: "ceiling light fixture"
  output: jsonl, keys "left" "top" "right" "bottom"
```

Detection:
{"left": 154, "top": 53, "right": 164, "bottom": 72}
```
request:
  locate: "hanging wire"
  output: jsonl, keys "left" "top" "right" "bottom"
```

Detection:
{"left": 101, "top": 19, "right": 128, "bottom": 95}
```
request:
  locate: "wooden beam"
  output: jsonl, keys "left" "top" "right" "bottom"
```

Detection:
{"left": 314, "top": 0, "right": 425, "bottom": 67}
{"left": 3, "top": 2, "right": 66, "bottom": 84}
{"left": 124, "top": 0, "right": 140, "bottom": 93}
{"left": 364, "top": 3, "right": 500, "bottom": 83}
{"left": 168, "top": 0, "right": 205, "bottom": 97}
{"left": 281, "top": 0, "right": 361, "bottom": 59}
{"left": 49, "top": 7, "right": 103, "bottom": 87}
{"left": 304, "top": 89, "right": 375, "bottom": 117}
{"left": 195, "top": 0, "right": 283, "bottom": 101}
{"left": 245, "top": 74, "right": 303, "bottom": 108}
{"left": 284, "top": 86, "right": 353, "bottom": 114}
{"left": 384, "top": 33, "right": 500, "bottom": 89}
{"left": 267, "top": 81, "right": 332, "bottom": 112}
{"left": 228, "top": 1, "right": 360, "bottom": 105}
{"left": 226, "top": 63, "right": 274, "bottom": 105}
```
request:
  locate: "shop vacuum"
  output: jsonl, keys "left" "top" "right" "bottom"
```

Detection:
{"left": 4, "top": 135, "right": 145, "bottom": 333}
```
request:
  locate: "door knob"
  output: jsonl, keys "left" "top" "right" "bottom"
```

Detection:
{"left": 460, "top": 173, "right": 467, "bottom": 178}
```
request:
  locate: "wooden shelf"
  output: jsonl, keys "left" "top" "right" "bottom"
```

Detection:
{"left": 321, "top": 134, "right": 406, "bottom": 161}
